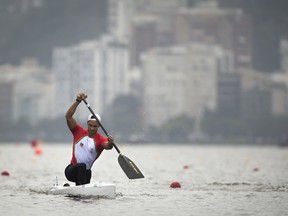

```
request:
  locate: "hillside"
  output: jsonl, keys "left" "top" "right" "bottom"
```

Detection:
{"left": 0, "top": 0, "right": 107, "bottom": 67}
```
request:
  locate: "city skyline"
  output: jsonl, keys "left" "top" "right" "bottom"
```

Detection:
{"left": 0, "top": 0, "right": 287, "bottom": 143}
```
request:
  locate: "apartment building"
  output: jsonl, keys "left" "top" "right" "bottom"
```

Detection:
{"left": 52, "top": 36, "right": 130, "bottom": 121}
{"left": 141, "top": 43, "right": 230, "bottom": 131}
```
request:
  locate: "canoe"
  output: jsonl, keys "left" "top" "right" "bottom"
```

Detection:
{"left": 50, "top": 181, "right": 116, "bottom": 198}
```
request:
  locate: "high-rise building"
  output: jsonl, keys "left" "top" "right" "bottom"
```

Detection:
{"left": 108, "top": 0, "right": 187, "bottom": 44}
{"left": 174, "top": 5, "right": 252, "bottom": 69}
{"left": 52, "top": 36, "right": 130, "bottom": 121}
{"left": 141, "top": 43, "right": 230, "bottom": 132}
{"left": 130, "top": 16, "right": 157, "bottom": 67}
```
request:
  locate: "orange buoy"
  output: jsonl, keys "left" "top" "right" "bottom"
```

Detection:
{"left": 170, "top": 181, "right": 181, "bottom": 188}
{"left": 34, "top": 147, "right": 42, "bottom": 155}
{"left": 1, "top": 170, "right": 10, "bottom": 176}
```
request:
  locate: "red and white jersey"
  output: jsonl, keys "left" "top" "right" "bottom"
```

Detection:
{"left": 69, "top": 124, "right": 108, "bottom": 170}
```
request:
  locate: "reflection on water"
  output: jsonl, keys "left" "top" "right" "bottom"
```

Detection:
{"left": 0, "top": 143, "right": 288, "bottom": 216}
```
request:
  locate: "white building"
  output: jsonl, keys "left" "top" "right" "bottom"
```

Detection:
{"left": 141, "top": 43, "right": 230, "bottom": 131}
{"left": 239, "top": 68, "right": 288, "bottom": 117}
{"left": 0, "top": 59, "right": 53, "bottom": 125}
{"left": 52, "top": 36, "right": 130, "bottom": 121}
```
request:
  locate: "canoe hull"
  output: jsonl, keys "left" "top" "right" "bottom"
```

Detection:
{"left": 50, "top": 182, "right": 116, "bottom": 198}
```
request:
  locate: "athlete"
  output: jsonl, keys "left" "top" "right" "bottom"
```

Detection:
{"left": 64, "top": 92, "right": 113, "bottom": 186}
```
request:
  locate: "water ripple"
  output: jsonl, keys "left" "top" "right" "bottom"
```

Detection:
{"left": 193, "top": 182, "right": 288, "bottom": 192}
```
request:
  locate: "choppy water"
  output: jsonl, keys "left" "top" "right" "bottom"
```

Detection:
{"left": 0, "top": 143, "right": 288, "bottom": 216}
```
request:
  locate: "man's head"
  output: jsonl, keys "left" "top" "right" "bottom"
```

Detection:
{"left": 87, "top": 114, "right": 101, "bottom": 136}
{"left": 87, "top": 114, "right": 101, "bottom": 122}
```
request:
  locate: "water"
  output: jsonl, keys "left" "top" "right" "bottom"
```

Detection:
{"left": 0, "top": 143, "right": 288, "bottom": 216}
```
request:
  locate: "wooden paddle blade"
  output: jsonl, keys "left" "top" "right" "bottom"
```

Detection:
{"left": 118, "top": 154, "right": 144, "bottom": 179}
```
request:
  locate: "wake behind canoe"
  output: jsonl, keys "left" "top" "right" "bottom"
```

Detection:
{"left": 50, "top": 182, "right": 116, "bottom": 198}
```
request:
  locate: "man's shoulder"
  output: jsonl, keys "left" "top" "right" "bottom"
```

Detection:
{"left": 71, "top": 124, "right": 86, "bottom": 135}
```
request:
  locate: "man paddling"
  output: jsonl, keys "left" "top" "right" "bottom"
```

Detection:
{"left": 65, "top": 92, "right": 114, "bottom": 186}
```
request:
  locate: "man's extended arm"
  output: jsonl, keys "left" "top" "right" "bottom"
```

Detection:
{"left": 65, "top": 93, "right": 87, "bottom": 130}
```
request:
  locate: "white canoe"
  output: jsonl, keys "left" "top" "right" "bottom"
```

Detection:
{"left": 50, "top": 182, "right": 116, "bottom": 198}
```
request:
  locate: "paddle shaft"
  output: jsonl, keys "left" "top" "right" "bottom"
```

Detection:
{"left": 83, "top": 99, "right": 144, "bottom": 179}
{"left": 82, "top": 99, "right": 121, "bottom": 154}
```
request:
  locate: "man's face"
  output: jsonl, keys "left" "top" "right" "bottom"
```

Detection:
{"left": 87, "top": 120, "right": 99, "bottom": 136}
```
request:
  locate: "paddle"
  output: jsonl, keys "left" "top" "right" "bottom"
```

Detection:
{"left": 83, "top": 99, "right": 144, "bottom": 179}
